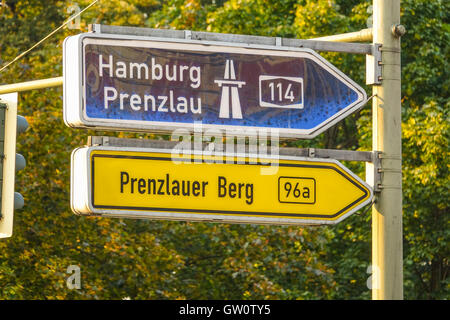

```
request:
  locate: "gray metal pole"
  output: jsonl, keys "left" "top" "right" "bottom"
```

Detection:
{"left": 0, "top": 77, "right": 63, "bottom": 94}
{"left": 371, "top": 0, "right": 403, "bottom": 299}
{"left": 310, "top": 28, "right": 373, "bottom": 42}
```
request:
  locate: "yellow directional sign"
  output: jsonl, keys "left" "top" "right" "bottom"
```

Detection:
{"left": 71, "top": 147, "right": 373, "bottom": 225}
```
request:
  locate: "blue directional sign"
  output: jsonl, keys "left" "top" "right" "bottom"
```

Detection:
{"left": 63, "top": 33, "right": 367, "bottom": 138}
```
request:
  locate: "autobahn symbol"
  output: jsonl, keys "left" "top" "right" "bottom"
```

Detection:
{"left": 214, "top": 60, "right": 246, "bottom": 119}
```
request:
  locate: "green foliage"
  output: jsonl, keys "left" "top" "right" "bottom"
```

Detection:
{"left": 0, "top": 0, "right": 448, "bottom": 300}
{"left": 146, "top": 0, "right": 214, "bottom": 31}
{"left": 295, "top": 0, "right": 350, "bottom": 38}
{"left": 402, "top": 100, "right": 449, "bottom": 299}
{"left": 399, "top": 0, "right": 449, "bottom": 299}
{"left": 206, "top": 0, "right": 297, "bottom": 36}
{"left": 401, "top": 0, "right": 449, "bottom": 105}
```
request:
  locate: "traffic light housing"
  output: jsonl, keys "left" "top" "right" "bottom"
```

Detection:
{"left": 0, "top": 92, "right": 28, "bottom": 238}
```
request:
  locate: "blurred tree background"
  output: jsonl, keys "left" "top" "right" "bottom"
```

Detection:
{"left": 0, "top": 0, "right": 448, "bottom": 299}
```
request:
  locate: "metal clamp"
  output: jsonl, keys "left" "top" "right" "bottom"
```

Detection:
{"left": 372, "top": 151, "right": 383, "bottom": 192}
{"left": 366, "top": 43, "right": 382, "bottom": 85}
{"left": 375, "top": 152, "right": 402, "bottom": 191}
{"left": 275, "top": 37, "right": 282, "bottom": 47}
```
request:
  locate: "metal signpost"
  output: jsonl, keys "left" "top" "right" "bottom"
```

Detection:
{"left": 70, "top": 143, "right": 372, "bottom": 225}
{"left": 63, "top": 31, "right": 367, "bottom": 139}
{"left": 370, "top": 0, "right": 403, "bottom": 300}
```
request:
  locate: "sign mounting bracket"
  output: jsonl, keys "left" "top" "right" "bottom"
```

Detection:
{"left": 89, "top": 24, "right": 380, "bottom": 56}
{"left": 87, "top": 136, "right": 379, "bottom": 164}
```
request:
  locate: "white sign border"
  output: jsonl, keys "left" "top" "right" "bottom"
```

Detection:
{"left": 70, "top": 145, "right": 373, "bottom": 225}
{"left": 63, "top": 32, "right": 367, "bottom": 139}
